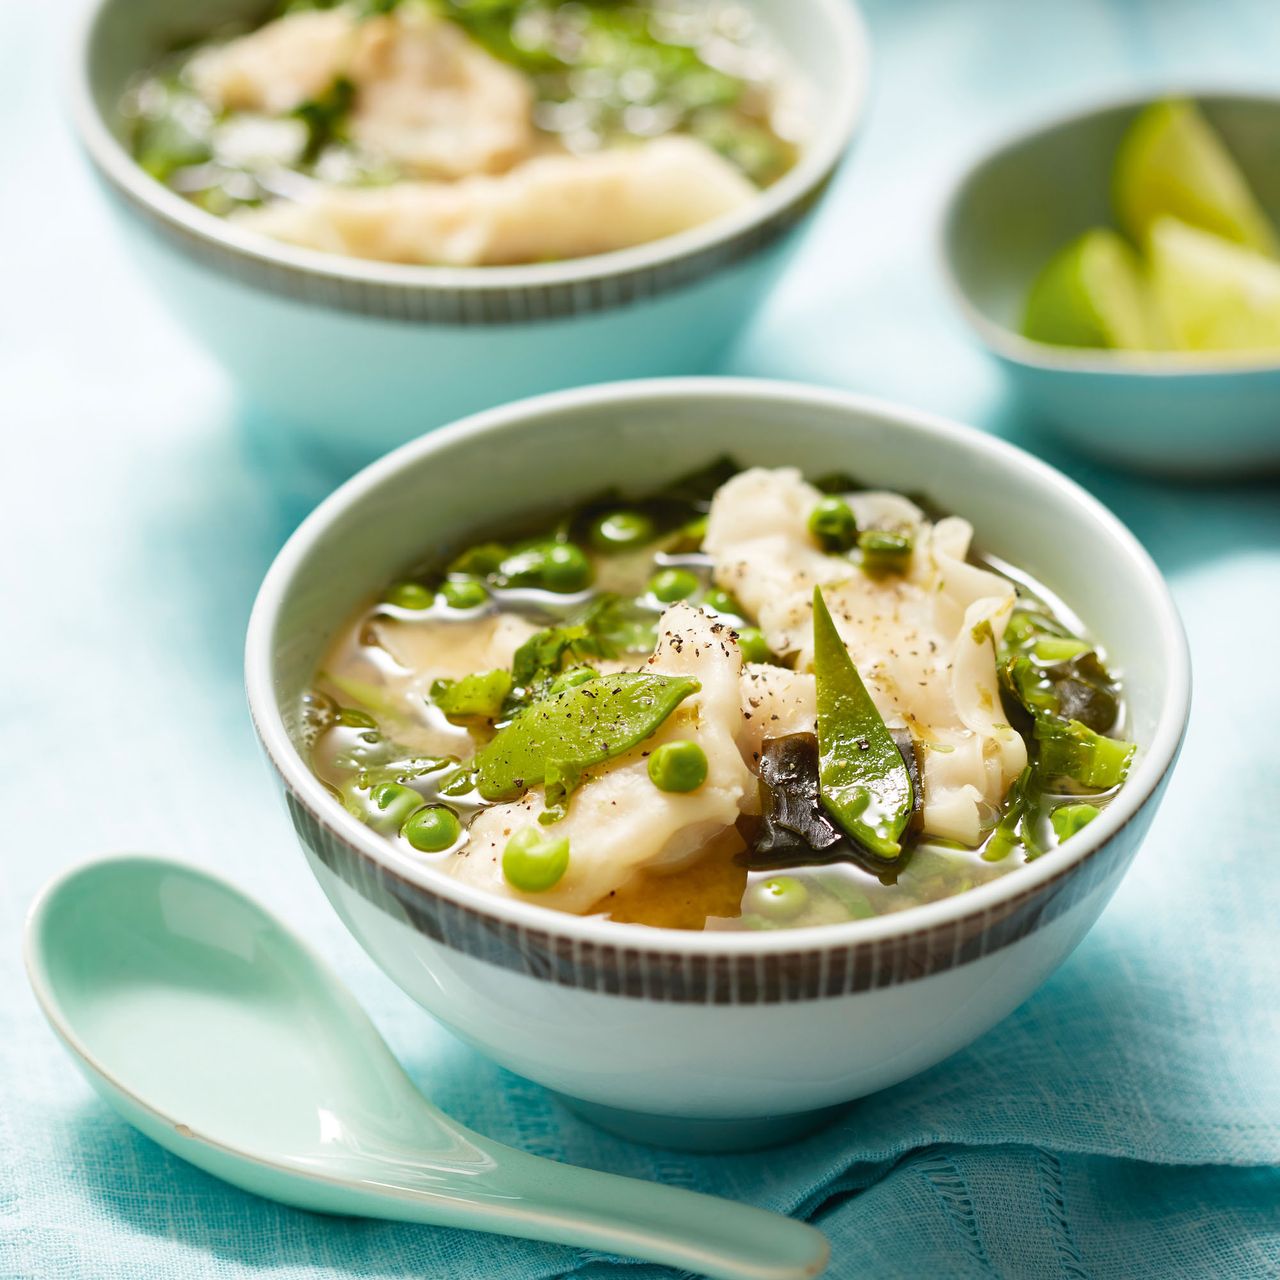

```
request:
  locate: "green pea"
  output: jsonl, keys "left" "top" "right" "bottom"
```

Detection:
{"left": 503, "top": 825, "right": 570, "bottom": 893}
{"left": 650, "top": 567, "right": 700, "bottom": 603}
{"left": 676, "top": 515, "right": 709, "bottom": 551}
{"left": 590, "top": 510, "right": 655, "bottom": 552}
{"left": 647, "top": 740, "right": 708, "bottom": 793}
{"left": 548, "top": 666, "right": 597, "bottom": 696}
{"left": 448, "top": 542, "right": 507, "bottom": 578}
{"left": 808, "top": 496, "right": 858, "bottom": 552}
{"left": 365, "top": 782, "right": 423, "bottom": 834}
{"left": 440, "top": 578, "right": 489, "bottom": 610}
{"left": 384, "top": 581, "right": 433, "bottom": 610}
{"left": 744, "top": 875, "right": 810, "bottom": 921}
{"left": 859, "top": 529, "right": 913, "bottom": 576}
{"left": 401, "top": 805, "right": 462, "bottom": 852}
{"left": 1050, "top": 802, "right": 1101, "bottom": 843}
{"left": 703, "top": 588, "right": 742, "bottom": 617}
{"left": 735, "top": 626, "right": 772, "bottom": 665}
{"left": 540, "top": 543, "right": 592, "bottom": 593}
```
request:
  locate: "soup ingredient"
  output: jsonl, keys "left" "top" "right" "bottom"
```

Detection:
{"left": 385, "top": 581, "right": 433, "bottom": 609}
{"left": 309, "top": 464, "right": 1132, "bottom": 930}
{"left": 1021, "top": 228, "right": 1160, "bottom": 349}
{"left": 1050, "top": 802, "right": 1100, "bottom": 843}
{"left": 1148, "top": 217, "right": 1280, "bottom": 352}
{"left": 735, "top": 627, "right": 771, "bottom": 664}
{"left": 237, "top": 133, "right": 754, "bottom": 265}
{"left": 812, "top": 588, "right": 914, "bottom": 860}
{"left": 989, "top": 610, "right": 1135, "bottom": 858}
{"left": 191, "top": 6, "right": 534, "bottom": 178}
{"left": 752, "top": 733, "right": 846, "bottom": 865}
{"left": 449, "top": 605, "right": 754, "bottom": 911}
{"left": 1113, "top": 98, "right": 1278, "bottom": 256}
{"left": 649, "top": 567, "right": 700, "bottom": 604}
{"left": 356, "top": 780, "right": 423, "bottom": 833}
{"left": 647, "top": 740, "right": 709, "bottom": 794}
{"left": 704, "top": 468, "right": 1026, "bottom": 846}
{"left": 402, "top": 805, "right": 462, "bottom": 852}
{"left": 534, "top": 543, "right": 593, "bottom": 594}
{"left": 440, "top": 579, "right": 489, "bottom": 609}
{"left": 503, "top": 825, "right": 570, "bottom": 892}
{"left": 807, "top": 496, "right": 858, "bottom": 552}
{"left": 1034, "top": 717, "right": 1133, "bottom": 788}
{"left": 703, "top": 589, "right": 742, "bottom": 616}
{"left": 590, "top": 511, "right": 656, "bottom": 553}
{"left": 857, "top": 528, "right": 913, "bottom": 577}
{"left": 744, "top": 875, "right": 809, "bottom": 922}
{"left": 127, "top": 0, "right": 802, "bottom": 264}
{"left": 431, "top": 668, "right": 513, "bottom": 720}
{"left": 472, "top": 671, "right": 702, "bottom": 810}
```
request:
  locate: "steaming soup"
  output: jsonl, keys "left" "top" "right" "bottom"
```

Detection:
{"left": 303, "top": 461, "right": 1135, "bottom": 931}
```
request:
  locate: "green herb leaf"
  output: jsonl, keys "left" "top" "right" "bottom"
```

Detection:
{"left": 1034, "top": 718, "right": 1135, "bottom": 789}
{"left": 812, "top": 587, "right": 914, "bottom": 859}
{"left": 293, "top": 75, "right": 355, "bottom": 165}
{"left": 473, "top": 671, "right": 701, "bottom": 811}
{"left": 1051, "top": 802, "right": 1101, "bottom": 843}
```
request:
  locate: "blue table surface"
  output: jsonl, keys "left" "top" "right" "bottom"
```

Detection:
{"left": 3, "top": 1, "right": 1278, "bottom": 1277}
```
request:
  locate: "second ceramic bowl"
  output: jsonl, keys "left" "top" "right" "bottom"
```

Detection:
{"left": 71, "top": 0, "right": 868, "bottom": 463}
{"left": 245, "top": 377, "right": 1190, "bottom": 1151}
{"left": 943, "top": 90, "right": 1280, "bottom": 476}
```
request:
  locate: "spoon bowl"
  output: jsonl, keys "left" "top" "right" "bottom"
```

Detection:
{"left": 25, "top": 855, "right": 829, "bottom": 1280}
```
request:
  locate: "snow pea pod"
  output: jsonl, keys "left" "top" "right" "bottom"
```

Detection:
{"left": 812, "top": 587, "right": 914, "bottom": 860}
{"left": 473, "top": 672, "right": 701, "bottom": 812}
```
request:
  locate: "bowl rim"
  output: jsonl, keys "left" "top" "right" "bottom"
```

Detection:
{"left": 70, "top": 0, "right": 870, "bottom": 305}
{"left": 244, "top": 376, "right": 1192, "bottom": 959}
{"left": 938, "top": 84, "right": 1280, "bottom": 378}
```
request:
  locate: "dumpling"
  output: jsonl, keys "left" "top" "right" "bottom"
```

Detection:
{"left": 346, "top": 7, "right": 532, "bottom": 179}
{"left": 190, "top": 9, "right": 356, "bottom": 116}
{"left": 192, "top": 6, "right": 533, "bottom": 179}
{"left": 372, "top": 612, "right": 538, "bottom": 691}
{"left": 319, "top": 611, "right": 538, "bottom": 759}
{"left": 234, "top": 136, "right": 757, "bottom": 265}
{"left": 702, "top": 466, "right": 848, "bottom": 658}
{"left": 705, "top": 467, "right": 1027, "bottom": 845}
{"left": 447, "top": 604, "right": 754, "bottom": 912}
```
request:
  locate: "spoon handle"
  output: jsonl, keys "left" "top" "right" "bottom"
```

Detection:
{"left": 301, "top": 1140, "right": 828, "bottom": 1280}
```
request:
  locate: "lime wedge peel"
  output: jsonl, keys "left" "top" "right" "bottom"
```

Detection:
{"left": 1113, "top": 98, "right": 1279, "bottom": 258}
{"left": 1148, "top": 216, "right": 1280, "bottom": 353}
{"left": 1022, "top": 228, "right": 1163, "bottom": 350}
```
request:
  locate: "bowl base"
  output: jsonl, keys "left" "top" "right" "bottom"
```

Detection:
{"left": 553, "top": 1094, "right": 850, "bottom": 1152}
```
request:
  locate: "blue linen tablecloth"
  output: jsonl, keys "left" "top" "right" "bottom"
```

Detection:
{"left": 3, "top": 0, "right": 1278, "bottom": 1275}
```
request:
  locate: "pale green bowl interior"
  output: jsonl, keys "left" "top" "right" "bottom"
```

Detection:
{"left": 945, "top": 93, "right": 1280, "bottom": 341}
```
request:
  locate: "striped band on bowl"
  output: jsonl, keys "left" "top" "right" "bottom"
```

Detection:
{"left": 89, "top": 153, "right": 833, "bottom": 327}
{"left": 283, "top": 782, "right": 1140, "bottom": 1005}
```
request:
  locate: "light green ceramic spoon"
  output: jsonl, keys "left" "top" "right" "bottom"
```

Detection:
{"left": 25, "top": 856, "right": 829, "bottom": 1280}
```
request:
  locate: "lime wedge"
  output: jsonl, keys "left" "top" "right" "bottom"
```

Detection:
{"left": 1022, "top": 228, "right": 1159, "bottom": 349}
{"left": 1148, "top": 216, "right": 1280, "bottom": 353}
{"left": 1113, "top": 98, "right": 1278, "bottom": 257}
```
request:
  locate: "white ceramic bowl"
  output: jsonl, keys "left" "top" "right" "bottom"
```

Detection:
{"left": 71, "top": 0, "right": 869, "bottom": 463}
{"left": 246, "top": 379, "right": 1190, "bottom": 1150}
